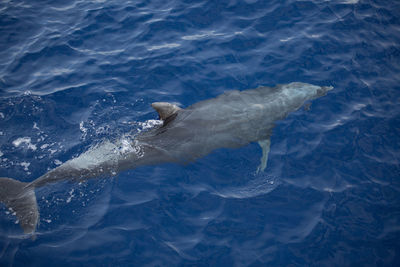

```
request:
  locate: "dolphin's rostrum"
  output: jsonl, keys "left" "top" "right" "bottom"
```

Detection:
{"left": 0, "top": 82, "right": 333, "bottom": 237}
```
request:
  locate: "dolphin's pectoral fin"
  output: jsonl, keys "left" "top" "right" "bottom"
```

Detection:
{"left": 151, "top": 102, "right": 181, "bottom": 121}
{"left": 257, "top": 138, "right": 271, "bottom": 173}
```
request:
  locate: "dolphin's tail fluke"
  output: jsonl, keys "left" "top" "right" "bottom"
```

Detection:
{"left": 0, "top": 177, "right": 38, "bottom": 236}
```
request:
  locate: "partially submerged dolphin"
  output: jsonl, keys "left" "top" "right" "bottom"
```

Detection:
{"left": 0, "top": 82, "right": 333, "bottom": 236}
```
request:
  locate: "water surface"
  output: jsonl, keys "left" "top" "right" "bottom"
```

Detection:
{"left": 1, "top": 0, "right": 400, "bottom": 266}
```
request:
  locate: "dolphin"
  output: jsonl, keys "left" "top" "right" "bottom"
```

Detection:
{"left": 0, "top": 82, "right": 333, "bottom": 236}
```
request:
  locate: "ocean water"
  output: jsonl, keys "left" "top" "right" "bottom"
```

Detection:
{"left": 1, "top": 0, "right": 400, "bottom": 265}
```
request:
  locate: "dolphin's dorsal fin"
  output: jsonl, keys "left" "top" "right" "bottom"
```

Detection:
{"left": 151, "top": 102, "right": 181, "bottom": 120}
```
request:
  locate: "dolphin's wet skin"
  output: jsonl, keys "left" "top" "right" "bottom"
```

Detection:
{"left": 0, "top": 82, "right": 332, "bottom": 237}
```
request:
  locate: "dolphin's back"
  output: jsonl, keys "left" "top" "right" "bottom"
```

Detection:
{"left": 140, "top": 82, "right": 332, "bottom": 163}
{"left": 139, "top": 87, "right": 277, "bottom": 162}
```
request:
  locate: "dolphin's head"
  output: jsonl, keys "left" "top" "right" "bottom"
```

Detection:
{"left": 284, "top": 82, "right": 333, "bottom": 100}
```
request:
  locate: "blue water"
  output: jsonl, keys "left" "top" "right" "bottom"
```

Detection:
{"left": 1, "top": 0, "right": 400, "bottom": 265}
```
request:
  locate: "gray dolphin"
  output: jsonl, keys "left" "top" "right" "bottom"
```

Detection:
{"left": 0, "top": 82, "right": 333, "bottom": 236}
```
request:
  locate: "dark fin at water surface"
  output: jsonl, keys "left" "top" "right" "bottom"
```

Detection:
{"left": 151, "top": 102, "right": 181, "bottom": 121}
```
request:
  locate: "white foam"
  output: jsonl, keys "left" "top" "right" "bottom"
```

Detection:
{"left": 12, "top": 137, "right": 30, "bottom": 147}
{"left": 20, "top": 162, "right": 30, "bottom": 171}
{"left": 12, "top": 137, "right": 37, "bottom": 150}
{"left": 79, "top": 121, "right": 87, "bottom": 133}
{"left": 138, "top": 119, "right": 162, "bottom": 132}
{"left": 66, "top": 189, "right": 75, "bottom": 203}
{"left": 119, "top": 138, "right": 135, "bottom": 154}
{"left": 0, "top": 112, "right": 4, "bottom": 119}
{"left": 79, "top": 121, "right": 90, "bottom": 140}
{"left": 54, "top": 159, "right": 62, "bottom": 165}
{"left": 40, "top": 144, "right": 49, "bottom": 149}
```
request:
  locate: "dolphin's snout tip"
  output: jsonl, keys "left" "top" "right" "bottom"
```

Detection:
{"left": 316, "top": 85, "right": 333, "bottom": 97}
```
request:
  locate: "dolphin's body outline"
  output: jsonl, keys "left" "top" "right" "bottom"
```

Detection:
{"left": 0, "top": 82, "right": 333, "bottom": 236}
